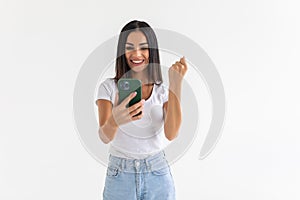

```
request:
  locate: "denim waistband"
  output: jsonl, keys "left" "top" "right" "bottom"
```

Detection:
{"left": 108, "top": 151, "right": 169, "bottom": 173}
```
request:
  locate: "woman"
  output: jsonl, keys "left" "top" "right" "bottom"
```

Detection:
{"left": 95, "top": 20, "right": 187, "bottom": 200}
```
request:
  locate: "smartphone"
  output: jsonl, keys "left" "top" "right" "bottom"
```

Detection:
{"left": 117, "top": 78, "right": 142, "bottom": 109}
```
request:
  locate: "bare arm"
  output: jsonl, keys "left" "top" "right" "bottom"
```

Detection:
{"left": 96, "top": 99, "right": 118, "bottom": 144}
{"left": 163, "top": 84, "right": 182, "bottom": 140}
{"left": 163, "top": 57, "right": 188, "bottom": 141}
{"left": 96, "top": 92, "right": 145, "bottom": 144}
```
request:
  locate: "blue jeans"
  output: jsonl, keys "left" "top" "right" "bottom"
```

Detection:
{"left": 103, "top": 151, "right": 176, "bottom": 200}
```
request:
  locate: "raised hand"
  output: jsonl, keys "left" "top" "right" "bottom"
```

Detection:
{"left": 168, "top": 56, "right": 188, "bottom": 87}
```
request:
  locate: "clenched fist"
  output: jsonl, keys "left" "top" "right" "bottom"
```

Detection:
{"left": 169, "top": 56, "right": 188, "bottom": 87}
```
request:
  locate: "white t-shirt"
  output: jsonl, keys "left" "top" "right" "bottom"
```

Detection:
{"left": 95, "top": 78, "right": 171, "bottom": 159}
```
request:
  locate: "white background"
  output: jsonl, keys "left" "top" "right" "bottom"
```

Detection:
{"left": 1, "top": 0, "right": 299, "bottom": 199}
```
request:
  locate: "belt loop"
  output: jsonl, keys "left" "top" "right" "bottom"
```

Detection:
{"left": 108, "top": 154, "right": 112, "bottom": 163}
{"left": 145, "top": 159, "right": 150, "bottom": 171}
{"left": 120, "top": 158, "right": 124, "bottom": 171}
{"left": 123, "top": 158, "right": 126, "bottom": 171}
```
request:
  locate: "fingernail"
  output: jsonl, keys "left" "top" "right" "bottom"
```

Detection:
{"left": 141, "top": 99, "right": 145, "bottom": 103}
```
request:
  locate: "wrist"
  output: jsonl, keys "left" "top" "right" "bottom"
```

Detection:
{"left": 169, "top": 78, "right": 183, "bottom": 87}
{"left": 169, "top": 82, "right": 182, "bottom": 93}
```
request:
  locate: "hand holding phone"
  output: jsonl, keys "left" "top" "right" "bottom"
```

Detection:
{"left": 109, "top": 79, "right": 144, "bottom": 127}
{"left": 118, "top": 78, "right": 142, "bottom": 107}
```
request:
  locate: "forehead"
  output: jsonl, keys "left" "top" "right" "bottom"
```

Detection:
{"left": 126, "top": 31, "right": 148, "bottom": 44}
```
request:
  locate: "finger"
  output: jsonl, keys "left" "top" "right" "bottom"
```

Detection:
{"left": 180, "top": 56, "right": 187, "bottom": 66}
{"left": 129, "top": 106, "right": 144, "bottom": 117}
{"left": 121, "top": 91, "right": 137, "bottom": 107}
{"left": 171, "top": 64, "right": 181, "bottom": 73}
{"left": 131, "top": 112, "right": 143, "bottom": 120}
{"left": 175, "top": 61, "right": 183, "bottom": 66}
{"left": 172, "top": 64, "right": 178, "bottom": 70}
{"left": 175, "top": 61, "right": 184, "bottom": 71}
{"left": 128, "top": 99, "right": 145, "bottom": 113}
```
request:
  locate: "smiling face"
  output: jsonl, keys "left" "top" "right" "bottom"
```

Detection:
{"left": 125, "top": 31, "right": 149, "bottom": 73}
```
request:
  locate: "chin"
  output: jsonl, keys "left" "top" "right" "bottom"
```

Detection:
{"left": 130, "top": 65, "right": 148, "bottom": 73}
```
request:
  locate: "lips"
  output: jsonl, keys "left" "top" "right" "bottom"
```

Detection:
{"left": 130, "top": 59, "right": 145, "bottom": 66}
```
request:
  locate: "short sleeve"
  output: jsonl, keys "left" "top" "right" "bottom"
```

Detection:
{"left": 95, "top": 78, "right": 116, "bottom": 105}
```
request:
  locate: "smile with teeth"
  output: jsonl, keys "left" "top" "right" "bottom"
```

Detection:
{"left": 130, "top": 59, "right": 145, "bottom": 65}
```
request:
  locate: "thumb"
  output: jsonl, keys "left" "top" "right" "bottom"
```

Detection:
{"left": 180, "top": 56, "right": 187, "bottom": 66}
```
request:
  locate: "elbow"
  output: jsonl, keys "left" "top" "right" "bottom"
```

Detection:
{"left": 164, "top": 120, "right": 181, "bottom": 141}
{"left": 165, "top": 132, "right": 178, "bottom": 141}
{"left": 164, "top": 126, "right": 180, "bottom": 141}
{"left": 100, "top": 136, "right": 111, "bottom": 144}
{"left": 98, "top": 127, "right": 112, "bottom": 144}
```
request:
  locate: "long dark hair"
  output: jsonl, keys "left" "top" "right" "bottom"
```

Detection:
{"left": 113, "top": 20, "right": 163, "bottom": 85}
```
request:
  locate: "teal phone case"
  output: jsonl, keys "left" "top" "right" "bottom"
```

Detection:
{"left": 117, "top": 78, "right": 142, "bottom": 108}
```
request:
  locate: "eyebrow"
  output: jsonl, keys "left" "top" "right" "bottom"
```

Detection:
{"left": 126, "top": 42, "right": 148, "bottom": 46}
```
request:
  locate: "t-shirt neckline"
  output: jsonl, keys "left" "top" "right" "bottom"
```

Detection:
{"left": 144, "top": 84, "right": 155, "bottom": 102}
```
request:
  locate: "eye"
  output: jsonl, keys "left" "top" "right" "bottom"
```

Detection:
{"left": 140, "top": 47, "right": 149, "bottom": 50}
{"left": 126, "top": 46, "right": 134, "bottom": 51}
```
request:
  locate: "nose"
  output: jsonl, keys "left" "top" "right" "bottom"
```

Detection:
{"left": 132, "top": 48, "right": 142, "bottom": 57}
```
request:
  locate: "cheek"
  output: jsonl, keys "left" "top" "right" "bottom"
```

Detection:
{"left": 145, "top": 51, "right": 150, "bottom": 62}
{"left": 125, "top": 53, "right": 130, "bottom": 62}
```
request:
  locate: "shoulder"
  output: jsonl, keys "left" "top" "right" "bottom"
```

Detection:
{"left": 154, "top": 82, "right": 168, "bottom": 94}
{"left": 153, "top": 82, "right": 168, "bottom": 103}
{"left": 96, "top": 78, "right": 116, "bottom": 97}
{"left": 96, "top": 78, "right": 117, "bottom": 105}
{"left": 101, "top": 78, "right": 116, "bottom": 87}
{"left": 99, "top": 78, "right": 117, "bottom": 91}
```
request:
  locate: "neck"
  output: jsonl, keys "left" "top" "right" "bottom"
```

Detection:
{"left": 130, "top": 69, "right": 151, "bottom": 85}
